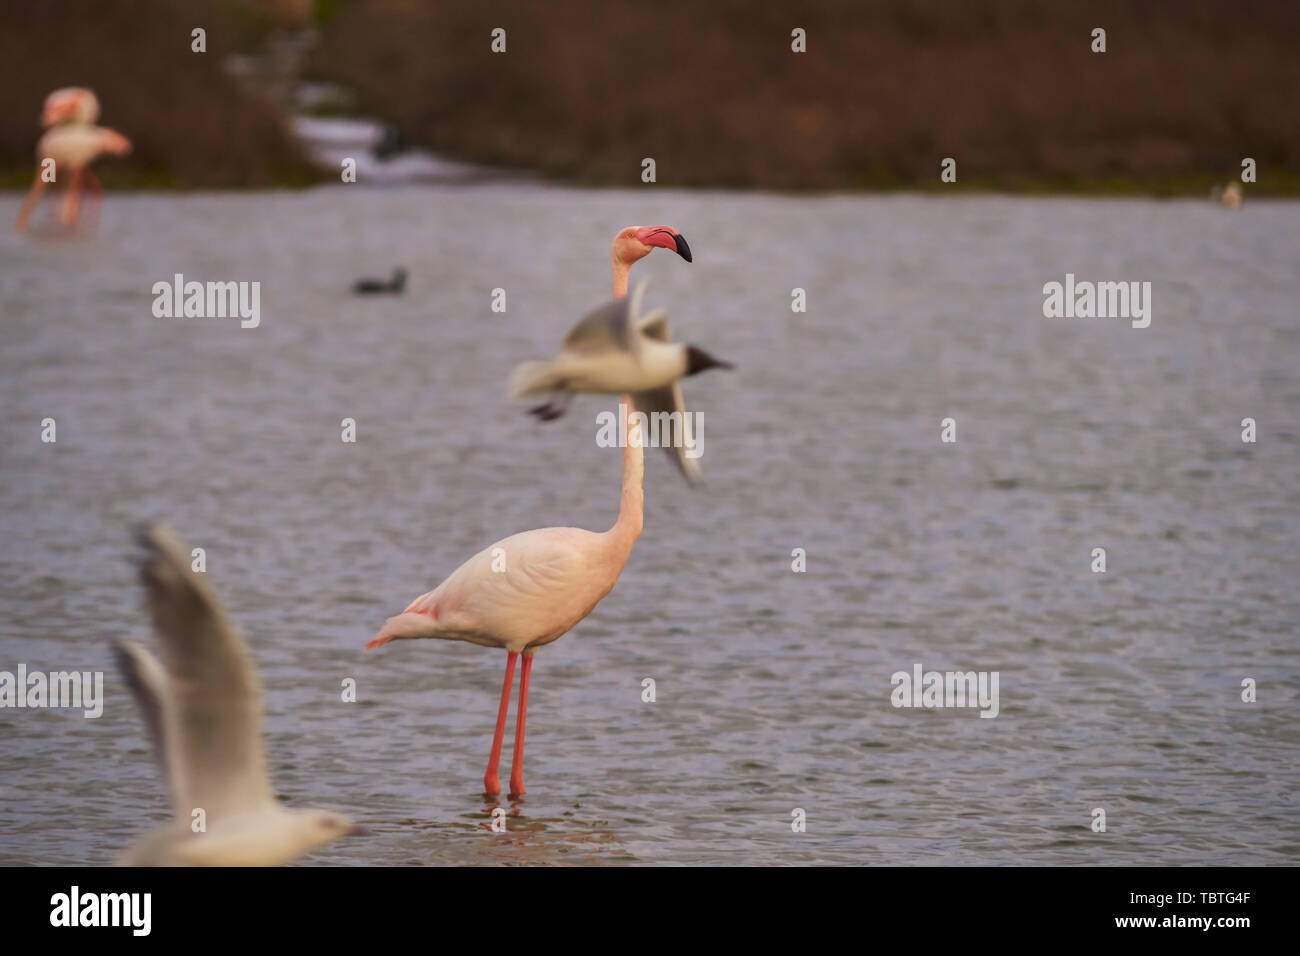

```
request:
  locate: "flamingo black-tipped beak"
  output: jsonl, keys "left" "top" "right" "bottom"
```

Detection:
{"left": 673, "top": 233, "right": 692, "bottom": 262}
{"left": 635, "top": 226, "right": 693, "bottom": 262}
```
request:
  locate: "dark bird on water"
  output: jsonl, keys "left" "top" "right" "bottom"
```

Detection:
{"left": 353, "top": 268, "right": 407, "bottom": 295}
{"left": 374, "top": 124, "right": 405, "bottom": 161}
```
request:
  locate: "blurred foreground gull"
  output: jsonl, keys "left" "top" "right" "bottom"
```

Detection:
{"left": 509, "top": 279, "right": 731, "bottom": 482}
{"left": 115, "top": 525, "right": 363, "bottom": 866}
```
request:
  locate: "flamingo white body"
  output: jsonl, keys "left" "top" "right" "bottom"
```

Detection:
{"left": 376, "top": 525, "right": 633, "bottom": 653}
{"left": 116, "top": 526, "right": 363, "bottom": 865}
{"left": 37, "top": 124, "right": 129, "bottom": 169}
{"left": 368, "top": 398, "right": 645, "bottom": 796}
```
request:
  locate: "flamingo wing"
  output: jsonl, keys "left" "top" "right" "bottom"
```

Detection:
{"left": 434, "top": 528, "right": 608, "bottom": 645}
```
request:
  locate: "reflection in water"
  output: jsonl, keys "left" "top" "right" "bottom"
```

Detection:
{"left": 373, "top": 802, "right": 630, "bottom": 865}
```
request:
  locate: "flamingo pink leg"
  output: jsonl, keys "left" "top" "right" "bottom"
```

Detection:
{"left": 509, "top": 654, "right": 533, "bottom": 797}
{"left": 60, "top": 165, "right": 86, "bottom": 228}
{"left": 14, "top": 173, "right": 47, "bottom": 234}
{"left": 81, "top": 168, "right": 104, "bottom": 232}
{"left": 484, "top": 651, "right": 518, "bottom": 796}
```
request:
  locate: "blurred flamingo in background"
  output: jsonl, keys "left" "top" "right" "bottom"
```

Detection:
{"left": 366, "top": 398, "right": 645, "bottom": 798}
{"left": 15, "top": 88, "right": 131, "bottom": 234}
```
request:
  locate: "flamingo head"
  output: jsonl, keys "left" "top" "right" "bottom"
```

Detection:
{"left": 612, "top": 225, "right": 692, "bottom": 267}
{"left": 42, "top": 88, "right": 100, "bottom": 127}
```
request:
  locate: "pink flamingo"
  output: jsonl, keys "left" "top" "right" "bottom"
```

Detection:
{"left": 366, "top": 399, "right": 645, "bottom": 798}
{"left": 15, "top": 92, "right": 131, "bottom": 234}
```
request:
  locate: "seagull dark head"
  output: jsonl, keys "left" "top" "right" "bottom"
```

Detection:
{"left": 684, "top": 344, "right": 733, "bottom": 377}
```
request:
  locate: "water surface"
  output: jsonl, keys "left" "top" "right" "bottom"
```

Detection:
{"left": 1, "top": 187, "right": 1297, "bottom": 865}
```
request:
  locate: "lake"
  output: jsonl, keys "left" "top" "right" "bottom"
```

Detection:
{"left": 1, "top": 185, "right": 1297, "bottom": 865}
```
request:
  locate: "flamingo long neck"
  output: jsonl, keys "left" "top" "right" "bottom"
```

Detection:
{"left": 612, "top": 254, "right": 631, "bottom": 298}
{"left": 608, "top": 250, "right": 641, "bottom": 556}
{"left": 607, "top": 399, "right": 644, "bottom": 553}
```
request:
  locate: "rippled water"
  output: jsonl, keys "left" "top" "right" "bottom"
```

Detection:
{"left": 1, "top": 187, "right": 1298, "bottom": 865}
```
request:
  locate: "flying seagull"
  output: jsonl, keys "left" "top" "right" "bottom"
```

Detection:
{"left": 509, "top": 280, "right": 731, "bottom": 483}
{"left": 115, "top": 525, "right": 364, "bottom": 865}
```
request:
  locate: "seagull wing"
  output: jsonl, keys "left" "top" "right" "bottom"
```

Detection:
{"left": 114, "top": 640, "right": 177, "bottom": 810}
{"left": 636, "top": 308, "right": 672, "bottom": 343}
{"left": 134, "top": 525, "right": 277, "bottom": 821}
{"left": 632, "top": 383, "right": 703, "bottom": 484}
{"left": 561, "top": 294, "right": 633, "bottom": 356}
{"left": 627, "top": 281, "right": 699, "bottom": 481}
